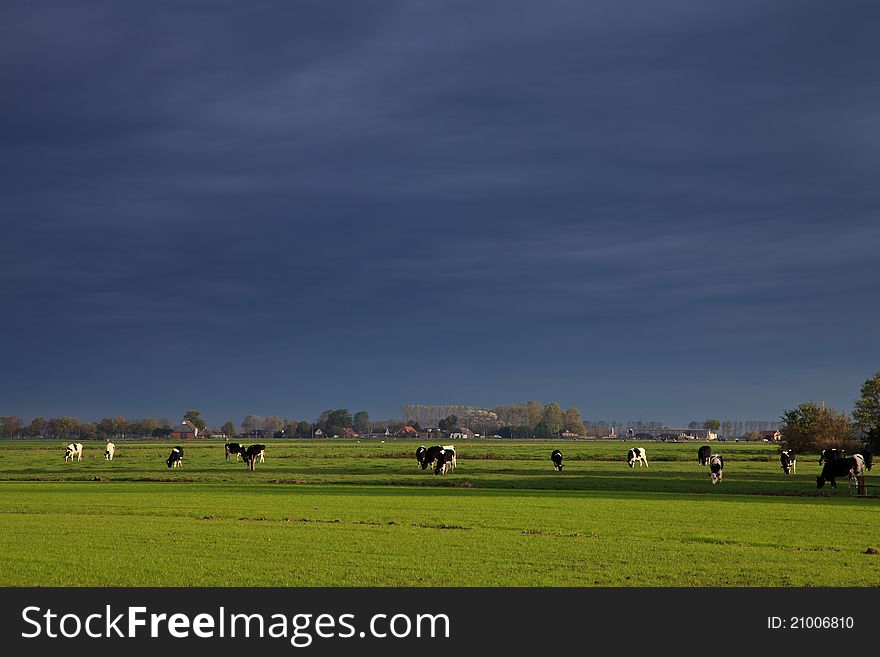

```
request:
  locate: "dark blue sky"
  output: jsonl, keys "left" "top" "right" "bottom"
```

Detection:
{"left": 2, "top": 0, "right": 878, "bottom": 427}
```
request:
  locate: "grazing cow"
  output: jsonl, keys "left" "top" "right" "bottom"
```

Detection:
{"left": 416, "top": 445, "right": 428, "bottom": 469}
{"left": 856, "top": 448, "right": 873, "bottom": 471}
{"left": 626, "top": 447, "right": 648, "bottom": 468}
{"left": 421, "top": 445, "right": 445, "bottom": 471}
{"left": 819, "top": 448, "right": 845, "bottom": 465}
{"left": 64, "top": 443, "right": 83, "bottom": 462}
{"left": 433, "top": 446, "right": 456, "bottom": 475}
{"left": 225, "top": 442, "right": 245, "bottom": 462}
{"left": 166, "top": 446, "right": 184, "bottom": 468}
{"left": 243, "top": 444, "right": 266, "bottom": 471}
{"left": 551, "top": 449, "right": 564, "bottom": 472}
{"left": 780, "top": 449, "right": 796, "bottom": 475}
{"left": 105, "top": 442, "right": 115, "bottom": 461}
{"left": 698, "top": 445, "right": 711, "bottom": 466}
{"left": 816, "top": 456, "right": 864, "bottom": 489}
{"left": 709, "top": 454, "right": 724, "bottom": 484}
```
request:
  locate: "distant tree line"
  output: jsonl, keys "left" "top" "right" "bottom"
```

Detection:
{"left": 0, "top": 415, "right": 176, "bottom": 440}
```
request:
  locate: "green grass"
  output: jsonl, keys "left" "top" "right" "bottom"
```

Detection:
{"left": 0, "top": 439, "right": 877, "bottom": 586}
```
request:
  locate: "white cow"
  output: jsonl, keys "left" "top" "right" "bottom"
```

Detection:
{"left": 105, "top": 442, "right": 116, "bottom": 460}
{"left": 64, "top": 443, "right": 83, "bottom": 462}
{"left": 626, "top": 447, "right": 648, "bottom": 468}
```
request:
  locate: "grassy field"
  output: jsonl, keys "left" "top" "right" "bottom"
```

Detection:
{"left": 0, "top": 439, "right": 877, "bottom": 586}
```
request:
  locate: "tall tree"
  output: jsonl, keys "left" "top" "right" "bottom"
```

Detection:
{"left": 853, "top": 370, "right": 880, "bottom": 450}
{"left": 221, "top": 420, "right": 236, "bottom": 438}
{"left": 533, "top": 420, "right": 554, "bottom": 439}
{"left": 241, "top": 414, "right": 261, "bottom": 436}
{"left": 524, "top": 401, "right": 543, "bottom": 429}
{"left": 184, "top": 409, "right": 207, "bottom": 431}
{"left": 439, "top": 414, "right": 459, "bottom": 433}
{"left": 781, "top": 402, "right": 853, "bottom": 452}
{"left": 543, "top": 403, "right": 564, "bottom": 435}
{"left": 0, "top": 416, "right": 22, "bottom": 438}
{"left": 26, "top": 416, "right": 46, "bottom": 438}
{"left": 317, "top": 409, "right": 352, "bottom": 437}
{"left": 563, "top": 407, "right": 585, "bottom": 435}
{"left": 703, "top": 419, "right": 721, "bottom": 432}
{"left": 353, "top": 411, "right": 370, "bottom": 434}
{"left": 262, "top": 415, "right": 283, "bottom": 437}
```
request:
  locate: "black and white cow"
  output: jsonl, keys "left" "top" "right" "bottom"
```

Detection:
{"left": 416, "top": 445, "right": 428, "bottom": 469}
{"left": 816, "top": 455, "right": 864, "bottom": 490}
{"left": 780, "top": 449, "right": 796, "bottom": 475}
{"left": 64, "top": 443, "right": 83, "bottom": 462}
{"left": 166, "top": 446, "right": 184, "bottom": 468}
{"left": 243, "top": 444, "right": 266, "bottom": 471}
{"left": 709, "top": 454, "right": 724, "bottom": 484}
{"left": 819, "top": 448, "right": 845, "bottom": 465}
{"left": 433, "top": 446, "right": 456, "bottom": 475}
{"left": 421, "top": 445, "right": 444, "bottom": 471}
{"left": 626, "top": 447, "right": 648, "bottom": 468}
{"left": 698, "top": 445, "right": 711, "bottom": 466}
{"left": 856, "top": 448, "right": 873, "bottom": 472}
{"left": 225, "top": 442, "right": 245, "bottom": 462}
{"left": 551, "top": 449, "right": 564, "bottom": 472}
{"left": 105, "top": 441, "right": 115, "bottom": 461}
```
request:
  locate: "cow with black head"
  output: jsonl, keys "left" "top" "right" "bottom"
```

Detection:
{"left": 780, "top": 449, "right": 796, "bottom": 475}
{"left": 243, "top": 444, "right": 266, "bottom": 471}
{"left": 433, "top": 446, "right": 456, "bottom": 475}
{"left": 551, "top": 450, "right": 564, "bottom": 471}
{"left": 166, "top": 446, "right": 184, "bottom": 468}
{"left": 225, "top": 442, "right": 245, "bottom": 462}
{"left": 698, "top": 445, "right": 711, "bottom": 466}
{"left": 816, "top": 455, "right": 864, "bottom": 490}
{"left": 626, "top": 447, "right": 648, "bottom": 468}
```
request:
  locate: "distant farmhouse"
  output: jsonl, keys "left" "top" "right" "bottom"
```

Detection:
{"left": 170, "top": 420, "right": 201, "bottom": 440}
{"left": 760, "top": 430, "right": 782, "bottom": 441}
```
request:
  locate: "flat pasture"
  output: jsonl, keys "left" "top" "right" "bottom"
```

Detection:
{"left": 0, "top": 440, "right": 877, "bottom": 586}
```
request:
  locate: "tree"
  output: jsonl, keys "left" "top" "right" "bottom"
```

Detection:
{"left": 439, "top": 415, "right": 459, "bottom": 433}
{"left": 317, "top": 409, "right": 352, "bottom": 437}
{"left": 0, "top": 416, "right": 22, "bottom": 438}
{"left": 221, "top": 421, "right": 236, "bottom": 438}
{"left": 295, "top": 421, "right": 312, "bottom": 438}
{"left": 26, "top": 416, "right": 47, "bottom": 438}
{"left": 523, "top": 401, "right": 543, "bottom": 429}
{"left": 97, "top": 417, "right": 116, "bottom": 440}
{"left": 184, "top": 409, "right": 207, "bottom": 431}
{"left": 853, "top": 370, "right": 880, "bottom": 450}
{"left": 533, "top": 420, "right": 554, "bottom": 439}
{"left": 703, "top": 419, "right": 721, "bottom": 432}
{"left": 563, "top": 407, "right": 585, "bottom": 435}
{"left": 241, "top": 415, "right": 261, "bottom": 436}
{"left": 781, "top": 402, "right": 853, "bottom": 453}
{"left": 687, "top": 421, "right": 700, "bottom": 430}
{"left": 262, "top": 415, "right": 283, "bottom": 437}
{"left": 353, "top": 411, "right": 370, "bottom": 435}
{"left": 543, "top": 403, "right": 564, "bottom": 435}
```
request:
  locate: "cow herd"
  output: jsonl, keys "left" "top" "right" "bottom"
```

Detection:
{"left": 57, "top": 440, "right": 875, "bottom": 492}
{"left": 60, "top": 441, "right": 268, "bottom": 471}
